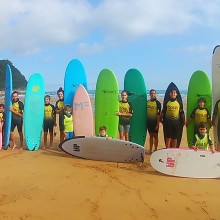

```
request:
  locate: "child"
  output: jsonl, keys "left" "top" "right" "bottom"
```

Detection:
{"left": 147, "top": 89, "right": 161, "bottom": 154}
{"left": 115, "top": 90, "right": 133, "bottom": 141}
{"left": 192, "top": 122, "right": 215, "bottom": 153}
{"left": 186, "top": 97, "right": 211, "bottom": 135}
{"left": 161, "top": 87, "right": 185, "bottom": 148}
{"left": 43, "top": 95, "right": 56, "bottom": 149}
{"left": 0, "top": 103, "right": 5, "bottom": 147}
{"left": 63, "top": 105, "right": 74, "bottom": 139}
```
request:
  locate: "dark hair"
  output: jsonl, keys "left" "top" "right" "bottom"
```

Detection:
{"left": 170, "top": 87, "right": 177, "bottom": 93}
{"left": 44, "top": 95, "right": 51, "bottom": 100}
{"left": 150, "top": 89, "right": 156, "bottom": 94}
{"left": 121, "top": 90, "right": 129, "bottom": 95}
{"left": 64, "top": 104, "right": 71, "bottom": 112}
{"left": 198, "top": 97, "right": 206, "bottom": 104}
{"left": 199, "top": 122, "right": 207, "bottom": 129}
{"left": 99, "top": 126, "right": 107, "bottom": 131}
{"left": 57, "top": 87, "right": 64, "bottom": 95}
{"left": 0, "top": 103, "right": 4, "bottom": 108}
{"left": 12, "top": 91, "right": 19, "bottom": 95}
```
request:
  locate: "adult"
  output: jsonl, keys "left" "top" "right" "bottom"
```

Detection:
{"left": 9, "top": 91, "right": 24, "bottom": 150}
{"left": 115, "top": 90, "right": 133, "bottom": 141}
{"left": 161, "top": 87, "right": 185, "bottom": 148}
{"left": 147, "top": 89, "right": 161, "bottom": 154}
{"left": 55, "top": 87, "right": 65, "bottom": 142}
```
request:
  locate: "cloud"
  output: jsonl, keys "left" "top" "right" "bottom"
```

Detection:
{"left": 77, "top": 42, "right": 103, "bottom": 55}
{"left": 0, "top": 0, "right": 220, "bottom": 55}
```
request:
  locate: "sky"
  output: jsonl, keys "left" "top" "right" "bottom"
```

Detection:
{"left": 0, "top": 0, "right": 220, "bottom": 91}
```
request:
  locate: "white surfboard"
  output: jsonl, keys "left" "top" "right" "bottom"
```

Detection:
{"left": 59, "top": 136, "right": 145, "bottom": 163}
{"left": 150, "top": 148, "right": 220, "bottom": 178}
{"left": 212, "top": 45, "right": 220, "bottom": 150}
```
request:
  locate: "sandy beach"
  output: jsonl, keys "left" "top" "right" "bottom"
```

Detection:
{"left": 0, "top": 97, "right": 220, "bottom": 220}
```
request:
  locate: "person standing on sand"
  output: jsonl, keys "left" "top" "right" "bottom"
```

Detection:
{"left": 9, "top": 91, "right": 24, "bottom": 150}
{"left": 146, "top": 89, "right": 161, "bottom": 154}
{"left": 43, "top": 95, "right": 56, "bottom": 149}
{"left": 115, "top": 90, "right": 133, "bottom": 141}
{"left": 161, "top": 87, "right": 185, "bottom": 148}
{"left": 55, "top": 87, "right": 65, "bottom": 143}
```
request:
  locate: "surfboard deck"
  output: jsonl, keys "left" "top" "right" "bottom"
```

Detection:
{"left": 72, "top": 85, "right": 93, "bottom": 136}
{"left": 64, "top": 59, "right": 87, "bottom": 105}
{"left": 124, "top": 69, "right": 147, "bottom": 146}
{"left": 187, "top": 70, "right": 212, "bottom": 147}
{"left": 150, "top": 148, "right": 220, "bottom": 178}
{"left": 24, "top": 73, "right": 45, "bottom": 151}
{"left": 4, "top": 64, "right": 12, "bottom": 149}
{"left": 59, "top": 136, "right": 145, "bottom": 163}
{"left": 95, "top": 69, "right": 119, "bottom": 138}
{"left": 163, "top": 82, "right": 183, "bottom": 147}
{"left": 212, "top": 45, "right": 220, "bottom": 150}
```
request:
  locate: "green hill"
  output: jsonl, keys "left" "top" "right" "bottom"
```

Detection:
{"left": 0, "top": 60, "right": 27, "bottom": 91}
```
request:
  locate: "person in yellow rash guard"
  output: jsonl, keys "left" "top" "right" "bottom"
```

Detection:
{"left": 9, "top": 91, "right": 24, "bottom": 150}
{"left": 55, "top": 87, "right": 65, "bottom": 142}
{"left": 63, "top": 105, "right": 74, "bottom": 139}
{"left": 161, "top": 87, "right": 185, "bottom": 148}
{"left": 147, "top": 89, "right": 161, "bottom": 154}
{"left": 186, "top": 97, "right": 211, "bottom": 136}
{"left": 192, "top": 122, "right": 215, "bottom": 153}
{"left": 43, "top": 95, "right": 56, "bottom": 149}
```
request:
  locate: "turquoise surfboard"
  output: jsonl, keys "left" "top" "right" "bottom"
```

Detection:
{"left": 163, "top": 82, "right": 183, "bottom": 147}
{"left": 64, "top": 59, "right": 87, "bottom": 105}
{"left": 4, "top": 64, "right": 12, "bottom": 149}
{"left": 124, "top": 69, "right": 147, "bottom": 146}
{"left": 24, "top": 73, "right": 45, "bottom": 151}
{"left": 95, "top": 69, "right": 119, "bottom": 138}
{"left": 187, "top": 70, "right": 212, "bottom": 147}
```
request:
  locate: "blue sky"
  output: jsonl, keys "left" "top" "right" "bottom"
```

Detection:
{"left": 0, "top": 0, "right": 220, "bottom": 91}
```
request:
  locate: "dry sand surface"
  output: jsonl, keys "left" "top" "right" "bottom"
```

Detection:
{"left": 0, "top": 97, "right": 220, "bottom": 220}
{"left": 0, "top": 125, "right": 219, "bottom": 220}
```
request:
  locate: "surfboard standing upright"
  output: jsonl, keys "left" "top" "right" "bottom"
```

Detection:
{"left": 187, "top": 70, "right": 212, "bottom": 147}
{"left": 73, "top": 85, "right": 94, "bottom": 136}
{"left": 64, "top": 59, "right": 87, "bottom": 106}
{"left": 163, "top": 82, "right": 183, "bottom": 147}
{"left": 150, "top": 148, "right": 220, "bottom": 178}
{"left": 4, "top": 64, "right": 12, "bottom": 149}
{"left": 124, "top": 69, "right": 147, "bottom": 146}
{"left": 212, "top": 45, "right": 220, "bottom": 150}
{"left": 24, "top": 73, "right": 45, "bottom": 151}
{"left": 95, "top": 69, "right": 119, "bottom": 138}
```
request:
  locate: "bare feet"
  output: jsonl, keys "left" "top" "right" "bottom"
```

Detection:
{"left": 12, "top": 144, "right": 17, "bottom": 150}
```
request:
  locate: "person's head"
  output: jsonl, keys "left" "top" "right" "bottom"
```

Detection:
{"left": 198, "top": 122, "right": 207, "bottom": 135}
{"left": 44, "top": 95, "right": 51, "bottom": 104}
{"left": 149, "top": 89, "right": 156, "bottom": 100}
{"left": 169, "top": 87, "right": 177, "bottom": 99}
{"left": 0, "top": 103, "right": 4, "bottom": 113}
{"left": 198, "top": 97, "right": 206, "bottom": 108}
{"left": 64, "top": 104, "right": 72, "bottom": 115}
{"left": 121, "top": 90, "right": 128, "bottom": 102}
{"left": 12, "top": 91, "right": 19, "bottom": 102}
{"left": 99, "top": 126, "right": 107, "bottom": 136}
{"left": 57, "top": 87, "right": 64, "bottom": 100}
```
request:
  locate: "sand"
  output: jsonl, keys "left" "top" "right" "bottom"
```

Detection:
{"left": 0, "top": 97, "right": 220, "bottom": 220}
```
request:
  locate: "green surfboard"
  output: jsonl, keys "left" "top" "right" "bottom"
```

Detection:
{"left": 124, "top": 69, "right": 147, "bottom": 146}
{"left": 95, "top": 69, "right": 119, "bottom": 138}
{"left": 187, "top": 70, "right": 212, "bottom": 147}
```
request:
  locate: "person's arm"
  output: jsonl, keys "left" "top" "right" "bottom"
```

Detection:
{"left": 192, "top": 135, "right": 198, "bottom": 151}
{"left": 9, "top": 107, "right": 23, "bottom": 117}
{"left": 208, "top": 136, "right": 215, "bottom": 153}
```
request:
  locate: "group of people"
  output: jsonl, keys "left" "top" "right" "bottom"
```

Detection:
{"left": 146, "top": 87, "right": 216, "bottom": 154}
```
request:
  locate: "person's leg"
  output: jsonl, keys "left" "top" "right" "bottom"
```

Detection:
{"left": 171, "top": 139, "right": 177, "bottom": 148}
{"left": 18, "top": 132, "right": 23, "bottom": 150}
{"left": 153, "top": 133, "right": 159, "bottom": 151}
{"left": 49, "top": 132, "right": 53, "bottom": 148}
{"left": 10, "top": 121, "right": 16, "bottom": 149}
{"left": 124, "top": 125, "right": 130, "bottom": 141}
{"left": 148, "top": 133, "right": 154, "bottom": 153}
{"left": 118, "top": 125, "right": 125, "bottom": 140}
{"left": 165, "top": 138, "right": 171, "bottom": 148}
{"left": 43, "top": 132, "right": 48, "bottom": 149}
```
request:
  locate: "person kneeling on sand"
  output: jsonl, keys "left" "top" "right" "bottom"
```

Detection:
{"left": 192, "top": 122, "right": 215, "bottom": 153}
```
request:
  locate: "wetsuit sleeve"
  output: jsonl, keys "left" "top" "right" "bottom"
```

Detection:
{"left": 128, "top": 102, "right": 133, "bottom": 114}
{"left": 156, "top": 100, "right": 161, "bottom": 115}
{"left": 190, "top": 108, "right": 197, "bottom": 119}
{"left": 179, "top": 101, "right": 184, "bottom": 115}
{"left": 192, "top": 135, "right": 197, "bottom": 146}
{"left": 205, "top": 108, "right": 211, "bottom": 119}
{"left": 162, "top": 102, "right": 167, "bottom": 114}
{"left": 55, "top": 100, "right": 59, "bottom": 110}
{"left": 19, "top": 101, "right": 24, "bottom": 114}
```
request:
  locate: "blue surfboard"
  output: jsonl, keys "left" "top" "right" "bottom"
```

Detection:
{"left": 24, "top": 73, "right": 45, "bottom": 151}
{"left": 4, "top": 64, "right": 12, "bottom": 149}
{"left": 64, "top": 59, "right": 87, "bottom": 105}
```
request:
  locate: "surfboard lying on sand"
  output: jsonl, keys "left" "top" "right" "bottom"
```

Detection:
{"left": 150, "top": 148, "right": 220, "bottom": 178}
{"left": 4, "top": 64, "right": 12, "bottom": 149}
{"left": 59, "top": 136, "right": 145, "bottom": 163}
{"left": 72, "top": 85, "right": 93, "bottom": 136}
{"left": 187, "top": 70, "right": 212, "bottom": 147}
